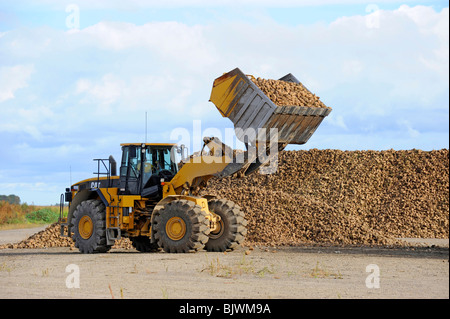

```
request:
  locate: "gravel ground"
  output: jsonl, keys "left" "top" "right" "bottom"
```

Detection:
{"left": 0, "top": 225, "right": 49, "bottom": 245}
{"left": 0, "top": 241, "right": 448, "bottom": 299}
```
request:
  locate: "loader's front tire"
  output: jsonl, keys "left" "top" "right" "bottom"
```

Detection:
{"left": 71, "top": 199, "right": 111, "bottom": 254}
{"left": 153, "top": 200, "right": 210, "bottom": 253}
{"left": 204, "top": 199, "right": 247, "bottom": 252}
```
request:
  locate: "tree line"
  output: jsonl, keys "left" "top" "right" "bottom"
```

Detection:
{"left": 0, "top": 194, "right": 21, "bottom": 205}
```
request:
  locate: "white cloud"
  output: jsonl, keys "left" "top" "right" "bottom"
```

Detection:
{"left": 327, "top": 114, "right": 348, "bottom": 131}
{"left": 0, "top": 4, "right": 448, "bottom": 204}
{"left": 12, "top": 0, "right": 441, "bottom": 10}
{"left": 398, "top": 119, "right": 420, "bottom": 138}
{"left": 0, "top": 182, "right": 48, "bottom": 193}
{"left": 320, "top": 5, "right": 448, "bottom": 110}
{"left": 79, "top": 21, "right": 218, "bottom": 68}
{"left": 76, "top": 73, "right": 125, "bottom": 110}
{"left": 341, "top": 60, "right": 364, "bottom": 78}
{"left": 0, "top": 64, "right": 34, "bottom": 102}
{"left": 0, "top": 5, "right": 446, "bottom": 133}
{"left": 398, "top": 4, "right": 442, "bottom": 27}
{"left": 0, "top": 104, "right": 56, "bottom": 141}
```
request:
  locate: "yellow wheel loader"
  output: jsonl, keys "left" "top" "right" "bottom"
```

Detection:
{"left": 59, "top": 68, "right": 331, "bottom": 253}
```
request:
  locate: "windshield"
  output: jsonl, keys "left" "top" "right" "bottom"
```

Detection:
{"left": 146, "top": 147, "right": 177, "bottom": 172}
{"left": 141, "top": 145, "right": 178, "bottom": 186}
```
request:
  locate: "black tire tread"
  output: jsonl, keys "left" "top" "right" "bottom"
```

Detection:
{"left": 71, "top": 199, "right": 111, "bottom": 254}
{"left": 153, "top": 200, "right": 210, "bottom": 253}
{"left": 131, "top": 236, "right": 160, "bottom": 252}
{"left": 205, "top": 199, "right": 247, "bottom": 252}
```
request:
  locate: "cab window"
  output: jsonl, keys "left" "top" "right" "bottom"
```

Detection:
{"left": 120, "top": 146, "right": 141, "bottom": 178}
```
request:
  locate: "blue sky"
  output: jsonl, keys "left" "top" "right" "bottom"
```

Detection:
{"left": 0, "top": 0, "right": 448, "bottom": 205}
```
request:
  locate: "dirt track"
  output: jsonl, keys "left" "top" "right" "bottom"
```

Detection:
{"left": 0, "top": 242, "right": 448, "bottom": 299}
{"left": 0, "top": 225, "right": 49, "bottom": 246}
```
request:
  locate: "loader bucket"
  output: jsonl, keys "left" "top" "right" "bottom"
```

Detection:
{"left": 209, "top": 68, "right": 332, "bottom": 146}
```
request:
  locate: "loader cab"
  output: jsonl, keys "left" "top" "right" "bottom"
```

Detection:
{"left": 119, "top": 143, "right": 179, "bottom": 197}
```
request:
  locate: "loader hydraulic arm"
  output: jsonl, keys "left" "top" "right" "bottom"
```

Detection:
{"left": 162, "top": 137, "right": 249, "bottom": 197}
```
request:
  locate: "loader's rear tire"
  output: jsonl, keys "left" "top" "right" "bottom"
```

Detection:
{"left": 131, "top": 236, "right": 160, "bottom": 252}
{"left": 153, "top": 200, "right": 210, "bottom": 253}
{"left": 204, "top": 199, "right": 247, "bottom": 252}
{"left": 72, "top": 199, "right": 111, "bottom": 254}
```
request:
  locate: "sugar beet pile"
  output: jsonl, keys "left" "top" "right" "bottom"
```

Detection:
{"left": 204, "top": 149, "right": 449, "bottom": 246}
{"left": 251, "top": 77, "right": 330, "bottom": 109}
{"left": 1, "top": 149, "right": 448, "bottom": 250}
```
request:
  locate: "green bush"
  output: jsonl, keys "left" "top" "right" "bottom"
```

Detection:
{"left": 25, "top": 208, "right": 59, "bottom": 224}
